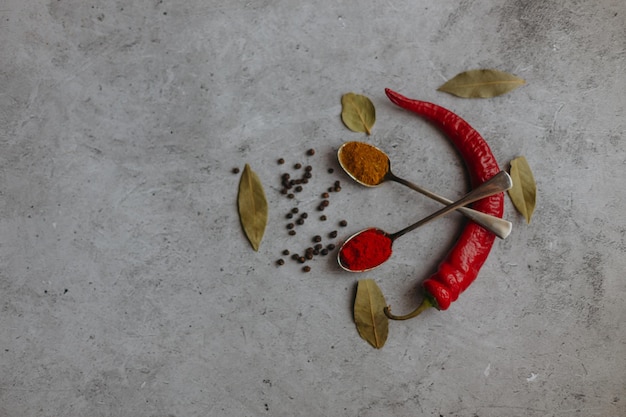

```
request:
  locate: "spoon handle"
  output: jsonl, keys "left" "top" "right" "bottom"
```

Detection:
{"left": 389, "top": 171, "right": 513, "bottom": 241}
{"left": 389, "top": 174, "right": 512, "bottom": 239}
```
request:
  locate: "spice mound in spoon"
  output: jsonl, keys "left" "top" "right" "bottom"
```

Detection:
{"left": 338, "top": 228, "right": 393, "bottom": 272}
{"left": 338, "top": 142, "right": 389, "bottom": 186}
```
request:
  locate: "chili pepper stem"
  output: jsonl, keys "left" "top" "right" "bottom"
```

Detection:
{"left": 384, "top": 298, "right": 433, "bottom": 321}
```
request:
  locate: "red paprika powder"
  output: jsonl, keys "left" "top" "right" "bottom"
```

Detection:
{"left": 339, "top": 228, "right": 392, "bottom": 271}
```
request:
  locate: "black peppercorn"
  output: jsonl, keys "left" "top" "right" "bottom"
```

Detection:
{"left": 296, "top": 218, "right": 304, "bottom": 225}
{"left": 287, "top": 193, "right": 294, "bottom": 199}
{"left": 277, "top": 259, "right": 285, "bottom": 266}
{"left": 327, "top": 243, "right": 336, "bottom": 250}
{"left": 291, "top": 207, "right": 299, "bottom": 214}
{"left": 339, "top": 220, "right": 347, "bottom": 227}
{"left": 321, "top": 248, "right": 329, "bottom": 256}
{"left": 305, "top": 165, "right": 312, "bottom": 172}
{"left": 277, "top": 158, "right": 285, "bottom": 164}
{"left": 288, "top": 230, "right": 296, "bottom": 236}
{"left": 294, "top": 163, "right": 302, "bottom": 169}
{"left": 307, "top": 148, "right": 315, "bottom": 156}
{"left": 320, "top": 215, "right": 327, "bottom": 221}
{"left": 327, "top": 168, "right": 334, "bottom": 174}
{"left": 303, "top": 266, "right": 311, "bottom": 272}
{"left": 322, "top": 192, "right": 329, "bottom": 198}
{"left": 287, "top": 223, "right": 294, "bottom": 229}
{"left": 298, "top": 256, "right": 306, "bottom": 263}
{"left": 300, "top": 212, "right": 308, "bottom": 219}
{"left": 232, "top": 167, "right": 240, "bottom": 174}
{"left": 295, "top": 186, "right": 303, "bottom": 192}
{"left": 329, "top": 230, "right": 337, "bottom": 238}
{"left": 286, "top": 213, "right": 293, "bottom": 219}
{"left": 320, "top": 200, "right": 329, "bottom": 207}
{"left": 313, "top": 235, "right": 322, "bottom": 243}
{"left": 283, "top": 249, "right": 290, "bottom": 256}
{"left": 291, "top": 254, "right": 299, "bottom": 260}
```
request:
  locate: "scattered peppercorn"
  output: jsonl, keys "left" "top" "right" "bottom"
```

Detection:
{"left": 296, "top": 218, "right": 304, "bottom": 225}
{"left": 287, "top": 193, "right": 294, "bottom": 199}
{"left": 320, "top": 200, "right": 329, "bottom": 207}
{"left": 283, "top": 249, "right": 290, "bottom": 256}
{"left": 307, "top": 148, "right": 315, "bottom": 156}
{"left": 321, "top": 248, "right": 329, "bottom": 256}
{"left": 327, "top": 243, "right": 336, "bottom": 250}
{"left": 300, "top": 213, "right": 308, "bottom": 219}
{"left": 291, "top": 254, "right": 299, "bottom": 260}
{"left": 232, "top": 167, "right": 240, "bottom": 174}
{"left": 291, "top": 207, "right": 299, "bottom": 214}
{"left": 303, "top": 266, "right": 311, "bottom": 272}
{"left": 298, "top": 256, "right": 306, "bottom": 263}
{"left": 314, "top": 243, "right": 323, "bottom": 250}
{"left": 288, "top": 230, "right": 296, "bottom": 236}
{"left": 329, "top": 230, "right": 337, "bottom": 238}
{"left": 334, "top": 186, "right": 342, "bottom": 192}
{"left": 322, "top": 192, "right": 329, "bottom": 198}
{"left": 339, "top": 220, "right": 348, "bottom": 227}
{"left": 305, "top": 252, "right": 313, "bottom": 260}
{"left": 295, "top": 186, "right": 303, "bottom": 192}
{"left": 294, "top": 163, "right": 302, "bottom": 169}
{"left": 278, "top": 158, "right": 285, "bottom": 164}
{"left": 305, "top": 165, "right": 312, "bottom": 172}
{"left": 328, "top": 168, "right": 334, "bottom": 174}
{"left": 320, "top": 215, "right": 327, "bottom": 221}
{"left": 287, "top": 223, "right": 294, "bottom": 229}
{"left": 313, "top": 235, "right": 322, "bottom": 243}
{"left": 303, "top": 172, "right": 312, "bottom": 179}
{"left": 276, "top": 259, "right": 285, "bottom": 266}
{"left": 286, "top": 213, "right": 293, "bottom": 219}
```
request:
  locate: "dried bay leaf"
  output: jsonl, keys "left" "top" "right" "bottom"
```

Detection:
{"left": 237, "top": 164, "right": 268, "bottom": 251}
{"left": 508, "top": 156, "right": 536, "bottom": 223}
{"left": 341, "top": 93, "right": 375, "bottom": 135}
{"left": 354, "top": 279, "right": 388, "bottom": 349}
{"left": 437, "top": 69, "right": 525, "bottom": 98}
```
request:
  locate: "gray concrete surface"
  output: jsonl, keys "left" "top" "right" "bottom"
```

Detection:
{"left": 1, "top": 0, "right": 625, "bottom": 416}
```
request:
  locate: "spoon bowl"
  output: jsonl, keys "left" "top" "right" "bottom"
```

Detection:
{"left": 337, "top": 141, "right": 512, "bottom": 239}
{"left": 338, "top": 171, "right": 513, "bottom": 272}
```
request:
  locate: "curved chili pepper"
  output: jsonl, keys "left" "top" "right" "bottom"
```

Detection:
{"left": 383, "top": 88, "right": 504, "bottom": 318}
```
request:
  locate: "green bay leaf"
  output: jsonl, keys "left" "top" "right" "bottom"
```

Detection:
{"left": 437, "top": 69, "right": 525, "bottom": 98}
{"left": 341, "top": 93, "right": 375, "bottom": 135}
{"left": 508, "top": 156, "right": 536, "bottom": 224}
{"left": 237, "top": 164, "right": 268, "bottom": 251}
{"left": 354, "top": 279, "right": 388, "bottom": 349}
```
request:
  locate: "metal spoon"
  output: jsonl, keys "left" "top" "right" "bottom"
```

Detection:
{"left": 337, "top": 141, "right": 512, "bottom": 239}
{"left": 337, "top": 171, "right": 513, "bottom": 272}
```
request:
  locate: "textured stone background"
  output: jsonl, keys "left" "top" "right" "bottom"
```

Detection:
{"left": 1, "top": 0, "right": 625, "bottom": 416}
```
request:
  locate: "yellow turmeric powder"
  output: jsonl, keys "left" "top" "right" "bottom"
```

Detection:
{"left": 338, "top": 142, "right": 389, "bottom": 186}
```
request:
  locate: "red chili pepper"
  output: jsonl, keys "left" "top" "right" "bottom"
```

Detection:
{"left": 383, "top": 88, "right": 504, "bottom": 318}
